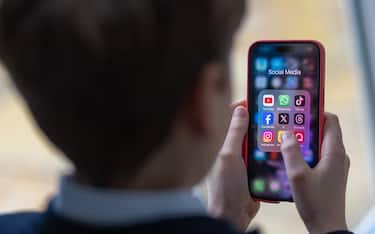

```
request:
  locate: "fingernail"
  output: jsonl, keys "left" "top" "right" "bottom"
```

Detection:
{"left": 282, "top": 131, "right": 293, "bottom": 142}
{"left": 234, "top": 107, "right": 247, "bottom": 118}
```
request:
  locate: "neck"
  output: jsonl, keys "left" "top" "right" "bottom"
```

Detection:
{"left": 73, "top": 129, "right": 208, "bottom": 191}
{"left": 73, "top": 149, "right": 198, "bottom": 191}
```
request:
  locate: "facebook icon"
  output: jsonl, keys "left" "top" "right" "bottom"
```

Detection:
{"left": 263, "top": 112, "right": 274, "bottom": 125}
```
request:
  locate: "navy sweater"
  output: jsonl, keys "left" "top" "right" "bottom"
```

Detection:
{"left": 0, "top": 206, "right": 352, "bottom": 234}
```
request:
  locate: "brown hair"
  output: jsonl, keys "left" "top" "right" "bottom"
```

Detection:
{"left": 0, "top": 0, "right": 245, "bottom": 186}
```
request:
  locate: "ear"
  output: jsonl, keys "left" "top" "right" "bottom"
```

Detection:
{"left": 183, "top": 62, "right": 231, "bottom": 135}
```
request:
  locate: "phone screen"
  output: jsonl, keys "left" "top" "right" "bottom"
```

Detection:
{"left": 247, "top": 42, "right": 322, "bottom": 201}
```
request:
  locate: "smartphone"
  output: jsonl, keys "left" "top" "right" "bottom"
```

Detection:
{"left": 244, "top": 40, "right": 325, "bottom": 202}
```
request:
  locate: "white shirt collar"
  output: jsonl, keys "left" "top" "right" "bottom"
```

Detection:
{"left": 52, "top": 176, "right": 207, "bottom": 226}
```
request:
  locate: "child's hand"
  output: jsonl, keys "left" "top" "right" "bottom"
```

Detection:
{"left": 281, "top": 113, "right": 350, "bottom": 234}
{"left": 206, "top": 102, "right": 259, "bottom": 232}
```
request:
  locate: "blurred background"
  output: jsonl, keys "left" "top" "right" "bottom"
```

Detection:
{"left": 0, "top": 0, "right": 373, "bottom": 234}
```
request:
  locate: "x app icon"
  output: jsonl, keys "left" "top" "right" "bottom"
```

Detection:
{"left": 278, "top": 113, "right": 289, "bottom": 125}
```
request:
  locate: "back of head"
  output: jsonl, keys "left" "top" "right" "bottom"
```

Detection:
{"left": 0, "top": 0, "right": 244, "bottom": 185}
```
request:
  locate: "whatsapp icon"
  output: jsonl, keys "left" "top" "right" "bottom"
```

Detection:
{"left": 278, "top": 95, "right": 290, "bottom": 107}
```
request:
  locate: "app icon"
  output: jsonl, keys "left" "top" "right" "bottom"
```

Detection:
{"left": 269, "top": 152, "right": 279, "bottom": 160}
{"left": 262, "top": 94, "right": 274, "bottom": 107}
{"left": 254, "top": 112, "right": 260, "bottom": 125}
{"left": 263, "top": 112, "right": 274, "bottom": 125}
{"left": 278, "top": 113, "right": 289, "bottom": 125}
{"left": 304, "top": 149, "right": 314, "bottom": 163}
{"left": 278, "top": 95, "right": 290, "bottom": 107}
{"left": 271, "top": 57, "right": 284, "bottom": 70}
{"left": 271, "top": 76, "right": 283, "bottom": 89}
{"left": 252, "top": 179, "right": 265, "bottom": 193}
{"left": 295, "top": 95, "right": 306, "bottom": 107}
{"left": 254, "top": 149, "right": 266, "bottom": 161}
{"left": 303, "top": 58, "right": 315, "bottom": 71}
{"left": 277, "top": 130, "right": 286, "bottom": 143}
{"left": 255, "top": 57, "right": 268, "bottom": 71}
{"left": 286, "top": 57, "right": 299, "bottom": 70}
{"left": 303, "top": 77, "right": 314, "bottom": 89}
{"left": 262, "top": 130, "right": 274, "bottom": 143}
{"left": 255, "top": 76, "right": 267, "bottom": 89}
{"left": 294, "top": 113, "right": 305, "bottom": 125}
{"left": 285, "top": 76, "right": 299, "bottom": 89}
{"left": 269, "top": 180, "right": 281, "bottom": 193}
{"left": 295, "top": 131, "right": 305, "bottom": 143}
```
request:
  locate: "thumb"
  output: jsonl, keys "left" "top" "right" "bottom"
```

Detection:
{"left": 280, "top": 132, "right": 310, "bottom": 181}
{"left": 221, "top": 106, "right": 249, "bottom": 155}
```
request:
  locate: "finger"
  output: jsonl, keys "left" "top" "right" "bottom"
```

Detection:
{"left": 245, "top": 198, "right": 260, "bottom": 220}
{"left": 230, "top": 99, "right": 247, "bottom": 112}
{"left": 221, "top": 106, "right": 249, "bottom": 156}
{"left": 346, "top": 155, "right": 350, "bottom": 171}
{"left": 280, "top": 131, "right": 310, "bottom": 181}
{"left": 321, "top": 113, "right": 346, "bottom": 162}
{"left": 345, "top": 154, "right": 350, "bottom": 178}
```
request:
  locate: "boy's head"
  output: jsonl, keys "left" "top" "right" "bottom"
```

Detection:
{"left": 0, "top": 0, "right": 245, "bottom": 187}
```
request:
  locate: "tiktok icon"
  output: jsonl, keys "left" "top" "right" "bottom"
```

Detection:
{"left": 295, "top": 95, "right": 305, "bottom": 107}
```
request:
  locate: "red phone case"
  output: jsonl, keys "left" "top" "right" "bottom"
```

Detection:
{"left": 242, "top": 40, "right": 325, "bottom": 203}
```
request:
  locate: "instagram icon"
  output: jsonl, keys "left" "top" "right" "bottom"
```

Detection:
{"left": 262, "top": 130, "right": 274, "bottom": 143}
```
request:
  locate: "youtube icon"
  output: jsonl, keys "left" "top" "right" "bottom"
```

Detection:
{"left": 263, "top": 94, "right": 274, "bottom": 107}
